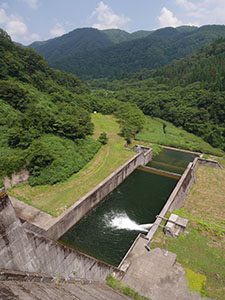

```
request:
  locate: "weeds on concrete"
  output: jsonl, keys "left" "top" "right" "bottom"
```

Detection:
{"left": 106, "top": 275, "right": 150, "bottom": 300}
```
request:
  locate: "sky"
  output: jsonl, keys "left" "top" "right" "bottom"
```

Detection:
{"left": 0, "top": 0, "right": 225, "bottom": 44}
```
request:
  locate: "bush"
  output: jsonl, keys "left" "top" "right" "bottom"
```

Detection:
{"left": 98, "top": 132, "right": 108, "bottom": 145}
{"left": 27, "top": 135, "right": 101, "bottom": 186}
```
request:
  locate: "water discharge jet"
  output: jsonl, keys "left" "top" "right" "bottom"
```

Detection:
{"left": 108, "top": 213, "right": 153, "bottom": 232}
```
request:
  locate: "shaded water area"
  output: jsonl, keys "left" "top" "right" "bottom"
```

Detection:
{"left": 148, "top": 148, "right": 198, "bottom": 174}
{"left": 60, "top": 169, "right": 177, "bottom": 266}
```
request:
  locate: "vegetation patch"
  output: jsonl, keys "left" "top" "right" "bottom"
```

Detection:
{"left": 151, "top": 162, "right": 225, "bottom": 300}
{"left": 136, "top": 116, "right": 223, "bottom": 156}
{"left": 106, "top": 275, "right": 149, "bottom": 300}
{"left": 10, "top": 114, "right": 134, "bottom": 216}
{"left": 184, "top": 268, "right": 206, "bottom": 295}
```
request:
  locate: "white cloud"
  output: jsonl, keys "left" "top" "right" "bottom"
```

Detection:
{"left": 0, "top": 7, "right": 8, "bottom": 24}
{"left": 50, "top": 23, "right": 66, "bottom": 37}
{"left": 158, "top": 7, "right": 183, "bottom": 27}
{"left": 0, "top": 8, "right": 40, "bottom": 43}
{"left": 24, "top": 32, "right": 40, "bottom": 42}
{"left": 175, "top": 0, "right": 197, "bottom": 11}
{"left": 91, "top": 1, "right": 130, "bottom": 30}
{"left": 21, "top": 0, "right": 39, "bottom": 9}
{"left": 175, "top": 0, "right": 225, "bottom": 25}
{"left": 6, "top": 19, "right": 28, "bottom": 36}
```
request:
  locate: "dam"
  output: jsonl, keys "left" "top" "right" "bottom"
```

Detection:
{"left": 60, "top": 148, "right": 198, "bottom": 266}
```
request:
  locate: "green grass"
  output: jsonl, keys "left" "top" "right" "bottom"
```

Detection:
{"left": 151, "top": 163, "right": 225, "bottom": 300}
{"left": 136, "top": 116, "right": 223, "bottom": 156}
{"left": 152, "top": 225, "right": 225, "bottom": 299}
{"left": 106, "top": 275, "right": 150, "bottom": 300}
{"left": 184, "top": 268, "right": 206, "bottom": 295}
{"left": 9, "top": 114, "right": 134, "bottom": 216}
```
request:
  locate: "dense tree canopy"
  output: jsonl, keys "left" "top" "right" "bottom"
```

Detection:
{"left": 31, "top": 25, "right": 225, "bottom": 79}
{"left": 0, "top": 29, "right": 145, "bottom": 186}
{"left": 91, "top": 40, "right": 225, "bottom": 150}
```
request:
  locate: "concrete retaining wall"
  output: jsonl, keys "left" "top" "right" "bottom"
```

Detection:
{"left": 45, "top": 147, "right": 152, "bottom": 240}
{"left": 28, "top": 232, "right": 123, "bottom": 282}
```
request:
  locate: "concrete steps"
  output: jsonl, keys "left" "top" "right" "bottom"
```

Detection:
{"left": 0, "top": 280, "right": 130, "bottom": 300}
{"left": 27, "top": 231, "right": 121, "bottom": 282}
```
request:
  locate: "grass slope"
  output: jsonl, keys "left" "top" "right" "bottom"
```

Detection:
{"left": 10, "top": 114, "right": 134, "bottom": 216}
{"left": 136, "top": 116, "right": 223, "bottom": 156}
{"left": 151, "top": 162, "right": 225, "bottom": 299}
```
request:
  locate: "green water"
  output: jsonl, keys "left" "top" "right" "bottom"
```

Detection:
{"left": 148, "top": 148, "right": 198, "bottom": 174}
{"left": 60, "top": 169, "right": 177, "bottom": 266}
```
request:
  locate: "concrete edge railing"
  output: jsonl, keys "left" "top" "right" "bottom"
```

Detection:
{"left": 45, "top": 147, "right": 152, "bottom": 240}
{"left": 162, "top": 145, "right": 202, "bottom": 156}
{"left": 0, "top": 269, "right": 54, "bottom": 283}
{"left": 118, "top": 233, "right": 142, "bottom": 270}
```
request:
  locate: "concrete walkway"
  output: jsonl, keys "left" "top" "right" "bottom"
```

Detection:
{"left": 120, "top": 236, "right": 208, "bottom": 300}
{"left": 10, "top": 196, "right": 55, "bottom": 231}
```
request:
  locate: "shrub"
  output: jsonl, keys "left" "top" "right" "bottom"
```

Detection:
{"left": 98, "top": 132, "right": 108, "bottom": 145}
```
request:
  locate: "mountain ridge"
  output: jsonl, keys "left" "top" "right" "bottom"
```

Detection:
{"left": 29, "top": 25, "right": 225, "bottom": 79}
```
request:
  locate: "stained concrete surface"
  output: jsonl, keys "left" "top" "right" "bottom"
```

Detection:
{"left": 0, "top": 281, "right": 130, "bottom": 300}
{"left": 121, "top": 237, "right": 209, "bottom": 300}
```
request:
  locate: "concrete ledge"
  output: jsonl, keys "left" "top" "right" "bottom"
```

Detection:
{"left": 0, "top": 269, "right": 54, "bottom": 283}
{"left": 139, "top": 165, "right": 181, "bottom": 180}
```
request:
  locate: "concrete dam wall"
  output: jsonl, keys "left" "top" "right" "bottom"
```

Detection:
{"left": 0, "top": 191, "right": 39, "bottom": 273}
{"left": 0, "top": 191, "right": 123, "bottom": 282}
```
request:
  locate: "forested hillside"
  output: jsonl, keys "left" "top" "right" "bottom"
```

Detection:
{"left": 30, "top": 28, "right": 114, "bottom": 64}
{"left": 91, "top": 39, "right": 225, "bottom": 150}
{"left": 0, "top": 29, "right": 144, "bottom": 186}
{"left": 31, "top": 25, "right": 225, "bottom": 79}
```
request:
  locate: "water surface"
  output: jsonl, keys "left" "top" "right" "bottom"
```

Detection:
{"left": 60, "top": 169, "right": 177, "bottom": 266}
{"left": 148, "top": 148, "right": 198, "bottom": 174}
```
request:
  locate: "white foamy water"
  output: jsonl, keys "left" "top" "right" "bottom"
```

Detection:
{"left": 105, "top": 212, "right": 153, "bottom": 232}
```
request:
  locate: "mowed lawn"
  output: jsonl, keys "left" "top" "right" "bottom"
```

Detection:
{"left": 151, "top": 162, "right": 225, "bottom": 299}
{"left": 10, "top": 114, "right": 134, "bottom": 216}
{"left": 136, "top": 116, "right": 223, "bottom": 156}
